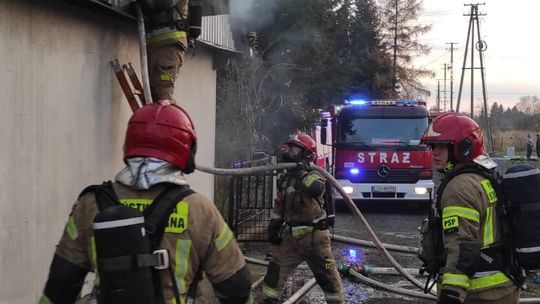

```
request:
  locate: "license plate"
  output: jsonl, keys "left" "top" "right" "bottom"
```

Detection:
{"left": 371, "top": 185, "right": 396, "bottom": 193}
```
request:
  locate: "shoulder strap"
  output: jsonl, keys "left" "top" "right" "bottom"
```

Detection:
{"left": 143, "top": 184, "right": 195, "bottom": 250}
{"left": 79, "top": 181, "right": 120, "bottom": 211}
{"left": 143, "top": 184, "right": 195, "bottom": 304}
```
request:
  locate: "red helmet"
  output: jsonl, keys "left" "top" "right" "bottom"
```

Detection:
{"left": 421, "top": 112, "right": 484, "bottom": 163}
{"left": 124, "top": 100, "right": 197, "bottom": 172}
{"left": 284, "top": 133, "right": 317, "bottom": 162}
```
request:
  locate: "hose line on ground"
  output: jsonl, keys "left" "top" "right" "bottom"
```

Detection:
{"left": 332, "top": 234, "right": 419, "bottom": 254}
{"left": 197, "top": 163, "right": 434, "bottom": 295}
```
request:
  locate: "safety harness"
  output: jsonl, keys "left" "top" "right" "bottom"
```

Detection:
{"left": 82, "top": 181, "right": 202, "bottom": 304}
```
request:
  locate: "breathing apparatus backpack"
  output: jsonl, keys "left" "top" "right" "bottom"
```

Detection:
{"left": 501, "top": 164, "right": 540, "bottom": 271}
{"left": 418, "top": 163, "right": 540, "bottom": 292}
{"left": 82, "top": 181, "right": 196, "bottom": 304}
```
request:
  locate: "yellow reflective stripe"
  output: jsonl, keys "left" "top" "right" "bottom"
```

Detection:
{"left": 480, "top": 179, "right": 498, "bottom": 204}
{"left": 442, "top": 273, "right": 470, "bottom": 288}
{"left": 442, "top": 206, "right": 480, "bottom": 223}
{"left": 291, "top": 226, "right": 314, "bottom": 237}
{"left": 161, "top": 74, "right": 171, "bottom": 81}
{"left": 175, "top": 239, "right": 191, "bottom": 297}
{"left": 91, "top": 236, "right": 100, "bottom": 285}
{"left": 66, "top": 215, "right": 78, "bottom": 240}
{"left": 325, "top": 291, "right": 344, "bottom": 301}
{"left": 148, "top": 31, "right": 187, "bottom": 44}
{"left": 38, "top": 295, "right": 53, "bottom": 304}
{"left": 214, "top": 224, "right": 234, "bottom": 252}
{"left": 169, "top": 295, "right": 186, "bottom": 304}
{"left": 262, "top": 284, "right": 280, "bottom": 299}
{"left": 483, "top": 206, "right": 494, "bottom": 246}
{"left": 303, "top": 174, "right": 319, "bottom": 187}
{"left": 470, "top": 272, "right": 510, "bottom": 290}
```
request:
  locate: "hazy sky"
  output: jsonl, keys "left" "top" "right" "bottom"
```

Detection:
{"left": 415, "top": 1, "right": 540, "bottom": 111}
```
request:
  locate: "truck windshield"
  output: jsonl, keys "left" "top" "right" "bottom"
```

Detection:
{"left": 339, "top": 117, "right": 428, "bottom": 145}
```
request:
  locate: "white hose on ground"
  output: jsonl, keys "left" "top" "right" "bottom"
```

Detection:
{"left": 244, "top": 256, "right": 309, "bottom": 270}
{"left": 350, "top": 269, "right": 436, "bottom": 300}
{"left": 251, "top": 276, "right": 265, "bottom": 289}
{"left": 332, "top": 234, "right": 419, "bottom": 254}
{"left": 281, "top": 278, "right": 317, "bottom": 304}
{"left": 309, "top": 164, "right": 434, "bottom": 294}
{"left": 198, "top": 163, "right": 427, "bottom": 295}
{"left": 361, "top": 266, "right": 426, "bottom": 276}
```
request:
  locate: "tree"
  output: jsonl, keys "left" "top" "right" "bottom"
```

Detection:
{"left": 378, "top": 0, "right": 433, "bottom": 98}
{"left": 516, "top": 95, "right": 540, "bottom": 115}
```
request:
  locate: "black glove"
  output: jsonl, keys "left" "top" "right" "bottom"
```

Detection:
{"left": 268, "top": 219, "right": 284, "bottom": 245}
{"left": 438, "top": 289, "right": 462, "bottom": 304}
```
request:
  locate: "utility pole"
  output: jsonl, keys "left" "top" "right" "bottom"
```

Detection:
{"left": 446, "top": 42, "right": 457, "bottom": 111}
{"left": 443, "top": 63, "right": 448, "bottom": 111}
{"left": 456, "top": 3, "right": 492, "bottom": 153}
{"left": 392, "top": 0, "right": 399, "bottom": 95}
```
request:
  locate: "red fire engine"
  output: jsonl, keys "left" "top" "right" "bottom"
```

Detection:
{"left": 317, "top": 99, "right": 434, "bottom": 203}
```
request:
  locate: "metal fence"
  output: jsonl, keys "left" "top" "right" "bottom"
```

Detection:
{"left": 228, "top": 156, "right": 276, "bottom": 242}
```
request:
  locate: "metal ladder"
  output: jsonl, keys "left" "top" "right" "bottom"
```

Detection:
{"left": 111, "top": 59, "right": 148, "bottom": 112}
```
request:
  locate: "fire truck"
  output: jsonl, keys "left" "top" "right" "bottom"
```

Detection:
{"left": 317, "top": 99, "right": 434, "bottom": 203}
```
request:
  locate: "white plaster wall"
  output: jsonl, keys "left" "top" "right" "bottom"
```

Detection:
{"left": 176, "top": 47, "right": 217, "bottom": 199}
{"left": 0, "top": 1, "right": 216, "bottom": 302}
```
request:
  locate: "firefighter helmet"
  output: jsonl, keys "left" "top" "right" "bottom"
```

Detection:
{"left": 282, "top": 133, "right": 317, "bottom": 162}
{"left": 421, "top": 112, "right": 484, "bottom": 163}
{"left": 124, "top": 100, "right": 197, "bottom": 173}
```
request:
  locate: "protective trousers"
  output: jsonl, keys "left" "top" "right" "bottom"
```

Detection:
{"left": 262, "top": 229, "right": 343, "bottom": 304}
{"left": 464, "top": 283, "right": 519, "bottom": 304}
{"left": 148, "top": 44, "right": 185, "bottom": 101}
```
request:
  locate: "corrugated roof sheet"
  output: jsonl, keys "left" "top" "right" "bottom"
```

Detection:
{"left": 200, "top": 14, "right": 238, "bottom": 52}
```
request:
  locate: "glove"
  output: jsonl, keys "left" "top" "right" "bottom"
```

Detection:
{"left": 268, "top": 219, "right": 284, "bottom": 245}
{"left": 438, "top": 289, "right": 462, "bottom": 304}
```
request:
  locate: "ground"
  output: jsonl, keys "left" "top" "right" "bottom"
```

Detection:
{"left": 243, "top": 201, "right": 540, "bottom": 303}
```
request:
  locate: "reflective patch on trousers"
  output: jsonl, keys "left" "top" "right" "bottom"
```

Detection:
{"left": 262, "top": 285, "right": 280, "bottom": 299}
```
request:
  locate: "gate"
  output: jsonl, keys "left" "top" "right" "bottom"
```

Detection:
{"left": 228, "top": 156, "right": 276, "bottom": 242}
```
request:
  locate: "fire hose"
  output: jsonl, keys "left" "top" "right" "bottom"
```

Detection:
{"left": 196, "top": 163, "right": 434, "bottom": 295}
{"left": 197, "top": 163, "right": 540, "bottom": 303}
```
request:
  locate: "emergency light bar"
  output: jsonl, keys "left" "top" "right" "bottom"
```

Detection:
{"left": 344, "top": 99, "right": 422, "bottom": 107}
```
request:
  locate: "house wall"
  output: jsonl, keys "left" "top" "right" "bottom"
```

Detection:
{"left": 0, "top": 0, "right": 216, "bottom": 302}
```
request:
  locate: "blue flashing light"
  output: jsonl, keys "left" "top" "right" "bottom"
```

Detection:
{"left": 349, "top": 168, "right": 360, "bottom": 175}
{"left": 348, "top": 99, "right": 368, "bottom": 106}
{"left": 349, "top": 249, "right": 357, "bottom": 258}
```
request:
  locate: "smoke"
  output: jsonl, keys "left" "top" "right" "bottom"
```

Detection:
{"left": 230, "top": 0, "right": 273, "bottom": 26}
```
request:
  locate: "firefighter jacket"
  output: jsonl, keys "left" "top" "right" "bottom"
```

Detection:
{"left": 437, "top": 166, "right": 516, "bottom": 302}
{"left": 52, "top": 181, "right": 248, "bottom": 303}
{"left": 271, "top": 169, "right": 327, "bottom": 238}
{"left": 145, "top": 0, "right": 189, "bottom": 50}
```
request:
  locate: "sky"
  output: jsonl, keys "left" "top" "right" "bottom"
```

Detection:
{"left": 414, "top": 0, "right": 540, "bottom": 112}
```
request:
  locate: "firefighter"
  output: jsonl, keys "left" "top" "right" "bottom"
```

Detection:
{"left": 39, "top": 100, "right": 252, "bottom": 304}
{"left": 420, "top": 113, "right": 519, "bottom": 304}
{"left": 140, "top": 0, "right": 202, "bottom": 101}
{"left": 262, "top": 133, "right": 343, "bottom": 304}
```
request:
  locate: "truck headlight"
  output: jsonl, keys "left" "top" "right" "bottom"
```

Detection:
{"left": 414, "top": 187, "right": 427, "bottom": 195}
{"left": 343, "top": 186, "right": 354, "bottom": 194}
